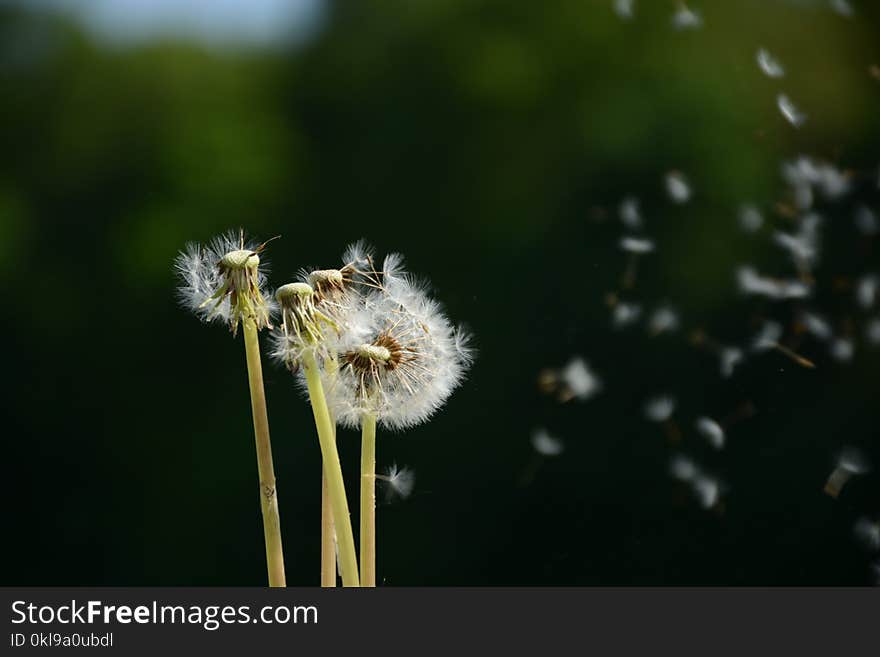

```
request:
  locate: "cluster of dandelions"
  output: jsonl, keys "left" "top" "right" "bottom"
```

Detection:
{"left": 176, "top": 232, "right": 472, "bottom": 587}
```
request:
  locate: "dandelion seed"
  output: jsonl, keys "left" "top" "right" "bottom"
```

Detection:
{"left": 672, "top": 3, "right": 702, "bottom": 30}
{"left": 720, "top": 347, "right": 744, "bottom": 378}
{"left": 695, "top": 417, "right": 725, "bottom": 449}
{"left": 620, "top": 236, "right": 655, "bottom": 254}
{"left": 756, "top": 48, "right": 785, "bottom": 78}
{"left": 736, "top": 265, "right": 811, "bottom": 300}
{"left": 793, "top": 184, "right": 814, "bottom": 211}
{"left": 665, "top": 171, "right": 691, "bottom": 203}
{"left": 853, "top": 517, "right": 880, "bottom": 553}
{"left": 613, "top": 302, "right": 643, "bottom": 328}
{"left": 648, "top": 305, "right": 680, "bottom": 335}
{"left": 670, "top": 454, "right": 699, "bottom": 482}
{"left": 619, "top": 196, "right": 643, "bottom": 229}
{"left": 854, "top": 205, "right": 878, "bottom": 236}
{"left": 773, "top": 230, "right": 818, "bottom": 271}
{"left": 538, "top": 357, "right": 602, "bottom": 403}
{"left": 782, "top": 157, "right": 850, "bottom": 200}
{"left": 830, "top": 0, "right": 854, "bottom": 18}
{"left": 613, "top": 0, "right": 635, "bottom": 20}
{"left": 856, "top": 274, "right": 878, "bottom": 310}
{"left": 829, "top": 337, "right": 854, "bottom": 362}
{"left": 738, "top": 204, "right": 764, "bottom": 233}
{"left": 777, "top": 93, "right": 807, "bottom": 128}
{"left": 866, "top": 318, "right": 880, "bottom": 345}
{"left": 377, "top": 463, "right": 416, "bottom": 501}
{"left": 824, "top": 447, "right": 871, "bottom": 498}
{"left": 692, "top": 474, "right": 722, "bottom": 509}
{"left": 751, "top": 320, "right": 784, "bottom": 351}
{"left": 644, "top": 395, "right": 676, "bottom": 422}
{"left": 799, "top": 312, "right": 833, "bottom": 341}
{"left": 531, "top": 427, "right": 564, "bottom": 457}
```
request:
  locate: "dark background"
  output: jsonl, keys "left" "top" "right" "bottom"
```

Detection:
{"left": 1, "top": 0, "right": 878, "bottom": 585}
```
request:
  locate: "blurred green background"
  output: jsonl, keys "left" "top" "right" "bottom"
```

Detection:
{"left": 1, "top": 0, "right": 879, "bottom": 585}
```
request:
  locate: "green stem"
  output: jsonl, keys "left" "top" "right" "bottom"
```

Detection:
{"left": 242, "top": 319, "right": 286, "bottom": 587}
{"left": 302, "top": 350, "right": 360, "bottom": 587}
{"left": 320, "top": 469, "right": 336, "bottom": 586}
{"left": 360, "top": 414, "right": 377, "bottom": 587}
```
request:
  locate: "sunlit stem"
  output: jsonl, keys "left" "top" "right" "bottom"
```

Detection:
{"left": 242, "top": 318, "right": 286, "bottom": 587}
{"left": 360, "top": 413, "right": 377, "bottom": 587}
{"left": 302, "top": 350, "right": 360, "bottom": 587}
{"left": 321, "top": 358, "right": 339, "bottom": 587}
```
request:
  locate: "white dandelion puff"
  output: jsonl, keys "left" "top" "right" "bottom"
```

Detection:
{"left": 853, "top": 517, "right": 880, "bottom": 553}
{"left": 665, "top": 171, "right": 691, "bottom": 203}
{"left": 756, "top": 48, "right": 785, "bottom": 78}
{"left": 824, "top": 447, "right": 871, "bottom": 498}
{"left": 323, "top": 254, "right": 474, "bottom": 431}
{"left": 174, "top": 230, "right": 276, "bottom": 336}
{"left": 648, "top": 305, "right": 680, "bottom": 335}
{"left": 644, "top": 395, "right": 676, "bottom": 422}
{"left": 378, "top": 463, "right": 416, "bottom": 501}
{"left": 620, "top": 236, "right": 655, "bottom": 254}
{"left": 777, "top": 94, "right": 807, "bottom": 128}
{"left": 738, "top": 204, "right": 764, "bottom": 233}
{"left": 619, "top": 196, "right": 643, "bottom": 229}
{"left": 672, "top": 3, "right": 702, "bottom": 30}
{"left": 695, "top": 417, "right": 725, "bottom": 450}
{"left": 531, "top": 427, "right": 564, "bottom": 457}
{"left": 856, "top": 274, "right": 878, "bottom": 310}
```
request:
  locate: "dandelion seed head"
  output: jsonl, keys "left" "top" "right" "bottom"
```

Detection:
{"left": 777, "top": 94, "right": 807, "bottom": 128}
{"left": 531, "top": 427, "right": 564, "bottom": 456}
{"left": 695, "top": 417, "right": 725, "bottom": 449}
{"left": 757, "top": 48, "right": 785, "bottom": 78}
{"left": 174, "top": 230, "right": 275, "bottom": 335}
{"left": 644, "top": 395, "right": 675, "bottom": 422}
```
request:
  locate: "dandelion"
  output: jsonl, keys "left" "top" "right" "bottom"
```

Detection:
{"left": 756, "top": 48, "right": 785, "bottom": 78}
{"left": 648, "top": 305, "right": 680, "bottom": 335}
{"left": 824, "top": 447, "right": 871, "bottom": 498}
{"left": 377, "top": 463, "right": 416, "bottom": 502}
{"left": 531, "top": 427, "right": 564, "bottom": 456}
{"left": 777, "top": 94, "right": 807, "bottom": 128}
{"left": 665, "top": 171, "right": 691, "bottom": 203}
{"left": 174, "top": 230, "right": 286, "bottom": 587}
{"left": 853, "top": 517, "right": 880, "bottom": 553}
{"left": 695, "top": 417, "right": 725, "bottom": 450}
{"left": 738, "top": 204, "right": 764, "bottom": 233}
{"left": 322, "top": 251, "right": 473, "bottom": 586}
{"left": 619, "top": 196, "right": 643, "bottom": 230}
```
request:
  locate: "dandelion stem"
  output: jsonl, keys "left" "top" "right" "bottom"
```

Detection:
{"left": 320, "top": 470, "right": 336, "bottom": 586}
{"left": 360, "top": 413, "right": 377, "bottom": 587}
{"left": 242, "top": 318, "right": 286, "bottom": 587}
{"left": 302, "top": 350, "right": 360, "bottom": 587}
